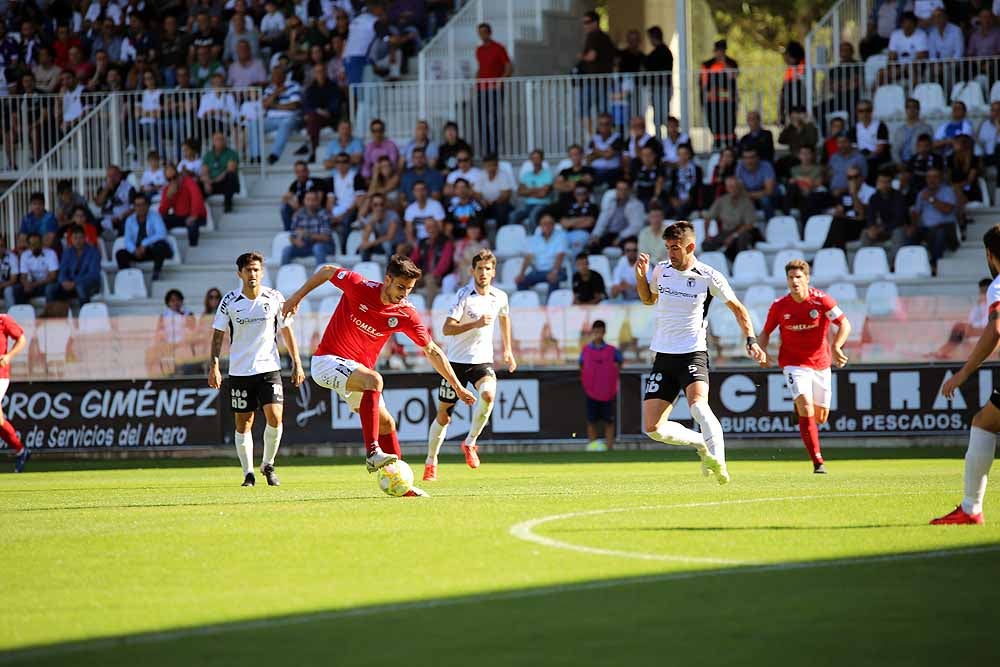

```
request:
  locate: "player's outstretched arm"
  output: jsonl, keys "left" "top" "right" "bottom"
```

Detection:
{"left": 423, "top": 340, "right": 476, "bottom": 405}
{"left": 942, "top": 310, "right": 1000, "bottom": 397}
{"left": 831, "top": 316, "right": 852, "bottom": 367}
{"left": 500, "top": 313, "right": 517, "bottom": 373}
{"left": 280, "top": 326, "right": 306, "bottom": 386}
{"left": 283, "top": 264, "right": 340, "bottom": 317}
{"left": 726, "top": 299, "right": 767, "bottom": 363}
{"left": 635, "top": 253, "right": 657, "bottom": 305}
{"left": 0, "top": 334, "right": 27, "bottom": 368}
{"left": 208, "top": 329, "right": 224, "bottom": 389}
{"left": 442, "top": 315, "right": 493, "bottom": 336}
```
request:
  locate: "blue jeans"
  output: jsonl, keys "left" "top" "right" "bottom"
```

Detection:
{"left": 566, "top": 229, "right": 591, "bottom": 257}
{"left": 282, "top": 241, "right": 334, "bottom": 266}
{"left": 511, "top": 203, "right": 547, "bottom": 233}
{"left": 245, "top": 119, "right": 261, "bottom": 159}
{"left": 45, "top": 278, "right": 99, "bottom": 304}
{"left": 281, "top": 203, "right": 295, "bottom": 231}
{"left": 345, "top": 56, "right": 367, "bottom": 86}
{"left": 264, "top": 115, "right": 300, "bottom": 160}
{"left": 752, "top": 194, "right": 776, "bottom": 221}
{"left": 516, "top": 267, "right": 566, "bottom": 295}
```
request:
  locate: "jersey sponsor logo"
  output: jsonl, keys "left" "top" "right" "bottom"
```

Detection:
{"left": 359, "top": 304, "right": 368, "bottom": 312}
{"left": 658, "top": 285, "right": 700, "bottom": 299}
{"left": 350, "top": 313, "right": 380, "bottom": 337}
{"left": 809, "top": 309, "right": 819, "bottom": 319}
{"left": 387, "top": 316, "right": 398, "bottom": 328}
{"left": 337, "top": 271, "right": 347, "bottom": 280}
{"left": 785, "top": 322, "right": 819, "bottom": 331}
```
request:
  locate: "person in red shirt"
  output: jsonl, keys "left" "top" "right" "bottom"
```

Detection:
{"left": 0, "top": 314, "right": 29, "bottom": 472}
{"left": 159, "top": 164, "right": 208, "bottom": 246}
{"left": 758, "top": 258, "right": 851, "bottom": 473}
{"left": 283, "top": 255, "right": 474, "bottom": 491}
{"left": 475, "top": 22, "right": 512, "bottom": 156}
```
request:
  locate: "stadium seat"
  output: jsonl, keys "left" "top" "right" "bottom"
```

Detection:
{"left": 991, "top": 80, "right": 1000, "bottom": 103}
{"left": 865, "top": 280, "right": 899, "bottom": 316}
{"left": 38, "top": 317, "right": 72, "bottom": 364}
{"left": 811, "top": 248, "right": 850, "bottom": 284}
{"left": 511, "top": 292, "right": 547, "bottom": 351}
{"left": 852, "top": 246, "right": 892, "bottom": 283}
{"left": 499, "top": 257, "right": 523, "bottom": 287}
{"left": 698, "top": 251, "right": 730, "bottom": 277}
{"left": 318, "top": 294, "right": 341, "bottom": 317}
{"left": 757, "top": 216, "right": 800, "bottom": 251}
{"left": 769, "top": 248, "right": 806, "bottom": 286}
{"left": 290, "top": 297, "right": 314, "bottom": 347}
{"left": 892, "top": 245, "right": 932, "bottom": 279}
{"left": 873, "top": 84, "right": 906, "bottom": 120}
{"left": 864, "top": 53, "right": 888, "bottom": 89}
{"left": 111, "top": 268, "right": 147, "bottom": 300}
{"left": 798, "top": 215, "right": 833, "bottom": 251}
{"left": 840, "top": 302, "right": 867, "bottom": 342}
{"left": 966, "top": 177, "right": 991, "bottom": 208}
{"left": 78, "top": 302, "right": 111, "bottom": 333}
{"left": 826, "top": 282, "right": 860, "bottom": 305}
{"left": 495, "top": 225, "right": 527, "bottom": 260}
{"left": 352, "top": 261, "right": 383, "bottom": 282}
{"left": 6, "top": 305, "right": 35, "bottom": 330}
{"left": 310, "top": 265, "right": 342, "bottom": 298}
{"left": 690, "top": 218, "right": 706, "bottom": 250}
{"left": 431, "top": 293, "right": 455, "bottom": 312}
{"left": 708, "top": 303, "right": 743, "bottom": 348}
{"left": 743, "top": 284, "right": 776, "bottom": 308}
{"left": 587, "top": 255, "right": 612, "bottom": 288}
{"left": 555, "top": 158, "right": 573, "bottom": 173}
{"left": 276, "top": 264, "right": 307, "bottom": 296}
{"left": 912, "top": 83, "right": 949, "bottom": 119}
{"left": 730, "top": 250, "right": 769, "bottom": 288}
{"left": 703, "top": 152, "right": 720, "bottom": 184}
{"left": 103, "top": 238, "right": 127, "bottom": 271}
{"left": 164, "top": 235, "right": 182, "bottom": 266}
{"left": 407, "top": 293, "right": 427, "bottom": 313}
{"left": 271, "top": 232, "right": 291, "bottom": 262}
{"left": 951, "top": 81, "right": 989, "bottom": 115}
{"left": 333, "top": 230, "right": 362, "bottom": 266}
{"left": 590, "top": 304, "right": 628, "bottom": 345}
{"left": 547, "top": 289, "right": 573, "bottom": 307}
{"left": 509, "top": 290, "right": 540, "bottom": 308}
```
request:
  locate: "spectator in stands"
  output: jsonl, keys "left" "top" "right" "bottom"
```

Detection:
{"left": 882, "top": 11, "right": 928, "bottom": 82}
{"left": 930, "top": 278, "right": 992, "bottom": 359}
{"left": 400, "top": 120, "right": 439, "bottom": 170}
{"left": 409, "top": 216, "right": 453, "bottom": 301}
{"left": 326, "top": 153, "right": 363, "bottom": 251}
{"left": 587, "top": 112, "right": 624, "bottom": 186}
{"left": 927, "top": 7, "right": 964, "bottom": 60}
{"left": 739, "top": 110, "right": 775, "bottom": 163}
{"left": 344, "top": 1, "right": 384, "bottom": 86}
{"left": 475, "top": 23, "right": 512, "bottom": 156}
{"left": 179, "top": 140, "right": 203, "bottom": 180}
{"left": 159, "top": 15, "right": 186, "bottom": 88}
{"left": 708, "top": 147, "right": 738, "bottom": 203}
{"left": 46, "top": 225, "right": 100, "bottom": 305}
{"left": 554, "top": 144, "right": 597, "bottom": 211}
{"left": 630, "top": 144, "right": 665, "bottom": 209}
{"left": 776, "top": 105, "right": 818, "bottom": 178}
{"left": 95, "top": 164, "right": 136, "bottom": 237}
{"left": 282, "top": 189, "right": 335, "bottom": 266}
{"left": 63, "top": 206, "right": 100, "bottom": 248}
{"left": 262, "top": 65, "right": 302, "bottom": 165}
{"left": 825, "top": 166, "right": 876, "bottom": 249}
{"left": 140, "top": 152, "right": 166, "bottom": 201}
{"left": 906, "top": 133, "right": 945, "bottom": 194}
{"left": 700, "top": 39, "right": 739, "bottom": 150}
{"left": 320, "top": 121, "right": 363, "bottom": 170}
{"left": 401, "top": 147, "right": 445, "bottom": 203}
{"left": 787, "top": 145, "right": 832, "bottom": 220}
{"left": 200, "top": 131, "right": 240, "bottom": 213}
{"left": 404, "top": 180, "right": 446, "bottom": 244}
{"left": 822, "top": 116, "right": 846, "bottom": 164}
{"left": 850, "top": 99, "right": 891, "bottom": 183}
{"left": 735, "top": 147, "right": 777, "bottom": 219}
{"left": 442, "top": 220, "right": 490, "bottom": 294}
{"left": 443, "top": 150, "right": 483, "bottom": 198}
{"left": 222, "top": 10, "right": 260, "bottom": 65}
{"left": 824, "top": 42, "right": 862, "bottom": 124}
{"left": 446, "top": 179, "right": 484, "bottom": 238}
{"left": 18, "top": 192, "right": 57, "bottom": 251}
{"left": 59, "top": 70, "right": 86, "bottom": 132}
{"left": 590, "top": 179, "right": 644, "bottom": 251}
{"left": 0, "top": 234, "right": 19, "bottom": 306}
{"left": 32, "top": 46, "right": 61, "bottom": 92}
{"left": 227, "top": 39, "right": 267, "bottom": 88}
{"left": 779, "top": 41, "right": 806, "bottom": 126}
{"left": 282, "top": 161, "right": 323, "bottom": 231}
{"left": 512, "top": 149, "right": 554, "bottom": 231}
{"left": 610, "top": 238, "right": 640, "bottom": 301}
{"left": 967, "top": 9, "right": 1000, "bottom": 57}
{"left": 436, "top": 121, "right": 473, "bottom": 173}
{"left": 645, "top": 26, "right": 673, "bottom": 131}
{"left": 860, "top": 20, "right": 889, "bottom": 62}
{"left": 148, "top": 289, "right": 197, "bottom": 376}
{"left": 623, "top": 116, "right": 663, "bottom": 173}
{"left": 977, "top": 101, "right": 1000, "bottom": 165}
{"left": 949, "top": 134, "right": 984, "bottom": 212}
{"left": 197, "top": 72, "right": 239, "bottom": 137}
{"left": 577, "top": 10, "right": 617, "bottom": 132}
{"left": 561, "top": 184, "right": 600, "bottom": 256}
{"left": 639, "top": 204, "right": 669, "bottom": 264}
{"left": 703, "top": 176, "right": 760, "bottom": 261}
{"left": 934, "top": 101, "right": 974, "bottom": 155}
{"left": 572, "top": 253, "right": 606, "bottom": 305}
{"left": 14, "top": 232, "right": 58, "bottom": 304}
{"left": 829, "top": 134, "right": 869, "bottom": 196}
{"left": 516, "top": 213, "right": 567, "bottom": 295}
{"left": 301, "top": 63, "right": 340, "bottom": 164}
{"left": 193, "top": 44, "right": 225, "bottom": 88}
{"left": 618, "top": 29, "right": 645, "bottom": 73}
{"left": 117, "top": 193, "right": 173, "bottom": 281}
{"left": 471, "top": 154, "right": 514, "bottom": 229}
{"left": 361, "top": 117, "right": 400, "bottom": 180}
{"left": 160, "top": 163, "right": 207, "bottom": 247}
{"left": 862, "top": 169, "right": 907, "bottom": 246}
{"left": 666, "top": 144, "right": 703, "bottom": 218}
{"left": 259, "top": 1, "right": 287, "bottom": 54}
{"left": 360, "top": 155, "right": 402, "bottom": 216}
{"left": 906, "top": 166, "right": 957, "bottom": 275}
{"left": 892, "top": 98, "right": 934, "bottom": 164}
{"left": 660, "top": 116, "right": 689, "bottom": 167}
{"left": 358, "top": 193, "right": 405, "bottom": 261}
{"left": 55, "top": 180, "right": 94, "bottom": 231}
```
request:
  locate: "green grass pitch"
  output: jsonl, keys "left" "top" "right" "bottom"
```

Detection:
{"left": 1, "top": 448, "right": 999, "bottom": 666}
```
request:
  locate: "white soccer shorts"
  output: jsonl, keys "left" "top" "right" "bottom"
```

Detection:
{"left": 310, "top": 355, "right": 385, "bottom": 411}
{"left": 783, "top": 366, "right": 832, "bottom": 408}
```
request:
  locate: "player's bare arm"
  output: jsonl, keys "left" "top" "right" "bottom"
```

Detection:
{"left": 726, "top": 299, "right": 766, "bottom": 363}
{"left": 756, "top": 328, "right": 772, "bottom": 367}
{"left": 942, "top": 309, "right": 1000, "bottom": 398}
{"left": 500, "top": 313, "right": 517, "bottom": 373}
{"left": 0, "top": 334, "right": 27, "bottom": 368}
{"left": 635, "top": 253, "right": 657, "bottom": 305}
{"left": 423, "top": 340, "right": 476, "bottom": 405}
{"left": 442, "top": 314, "right": 494, "bottom": 335}
{"left": 831, "top": 316, "right": 852, "bottom": 368}
{"left": 283, "top": 264, "right": 342, "bottom": 317}
{"left": 208, "top": 329, "right": 224, "bottom": 388}
{"left": 280, "top": 326, "right": 306, "bottom": 387}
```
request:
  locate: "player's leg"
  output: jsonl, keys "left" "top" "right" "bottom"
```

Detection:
{"left": 425, "top": 372, "right": 462, "bottom": 480}
{"left": 932, "top": 397, "right": 1000, "bottom": 525}
{"left": 234, "top": 411, "right": 256, "bottom": 486}
{"left": 810, "top": 368, "right": 832, "bottom": 473}
{"left": 464, "top": 368, "right": 497, "bottom": 459}
{"left": 603, "top": 401, "right": 616, "bottom": 450}
{"left": 377, "top": 405, "right": 401, "bottom": 458}
{"left": 258, "top": 372, "right": 285, "bottom": 486}
{"left": 643, "top": 356, "right": 705, "bottom": 451}
{"left": 0, "top": 380, "right": 29, "bottom": 473}
{"left": 685, "top": 379, "right": 730, "bottom": 485}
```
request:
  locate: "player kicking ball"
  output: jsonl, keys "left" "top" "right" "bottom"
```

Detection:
{"left": 423, "top": 249, "right": 516, "bottom": 482}
{"left": 0, "top": 313, "right": 28, "bottom": 472}
{"left": 209, "top": 252, "right": 305, "bottom": 487}
{"left": 282, "top": 255, "right": 474, "bottom": 495}
{"left": 635, "top": 221, "right": 766, "bottom": 484}
{"left": 757, "top": 259, "right": 851, "bottom": 474}
{"left": 932, "top": 225, "right": 1000, "bottom": 525}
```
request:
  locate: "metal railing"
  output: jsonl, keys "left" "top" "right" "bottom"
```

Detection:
{"left": 806, "top": 0, "right": 870, "bottom": 67}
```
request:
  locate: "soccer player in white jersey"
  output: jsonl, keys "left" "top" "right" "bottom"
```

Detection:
{"left": 933, "top": 225, "right": 1000, "bottom": 525}
{"left": 423, "top": 249, "right": 517, "bottom": 481}
{"left": 635, "top": 221, "right": 766, "bottom": 483}
{"left": 209, "top": 252, "right": 305, "bottom": 487}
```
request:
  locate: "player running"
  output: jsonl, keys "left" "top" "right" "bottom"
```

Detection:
{"left": 932, "top": 225, "right": 1000, "bottom": 525}
{"left": 0, "top": 313, "right": 28, "bottom": 472}
{"left": 757, "top": 259, "right": 851, "bottom": 474}
{"left": 423, "top": 249, "right": 516, "bottom": 482}
{"left": 282, "top": 255, "right": 475, "bottom": 492}
{"left": 635, "top": 221, "right": 766, "bottom": 484}
{"left": 209, "top": 252, "right": 305, "bottom": 487}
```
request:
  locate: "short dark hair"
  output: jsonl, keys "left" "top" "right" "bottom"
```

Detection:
{"left": 412, "top": 146, "right": 426, "bottom": 155}
{"left": 164, "top": 289, "right": 184, "bottom": 304}
{"left": 68, "top": 224, "right": 85, "bottom": 236}
{"left": 236, "top": 251, "right": 265, "bottom": 270}
{"left": 647, "top": 26, "right": 663, "bottom": 42}
{"left": 412, "top": 179, "right": 427, "bottom": 189}
{"left": 901, "top": 10, "right": 917, "bottom": 23}
{"left": 387, "top": 254, "right": 422, "bottom": 280}
{"left": 133, "top": 192, "right": 149, "bottom": 205}
{"left": 453, "top": 178, "right": 470, "bottom": 188}
{"left": 27, "top": 232, "right": 41, "bottom": 241}
{"left": 483, "top": 152, "right": 498, "bottom": 163}
{"left": 591, "top": 319, "right": 606, "bottom": 331}
{"left": 984, "top": 225, "right": 1000, "bottom": 261}
{"left": 477, "top": 22, "right": 492, "bottom": 33}
{"left": 584, "top": 10, "right": 599, "bottom": 23}
{"left": 294, "top": 160, "right": 308, "bottom": 168}
{"left": 370, "top": 118, "right": 385, "bottom": 130}
{"left": 568, "top": 143, "right": 583, "bottom": 153}
{"left": 979, "top": 278, "right": 993, "bottom": 289}
{"left": 576, "top": 252, "right": 589, "bottom": 262}
{"left": 57, "top": 179, "right": 72, "bottom": 194}
{"left": 662, "top": 221, "right": 695, "bottom": 242}
{"left": 30, "top": 192, "right": 44, "bottom": 203}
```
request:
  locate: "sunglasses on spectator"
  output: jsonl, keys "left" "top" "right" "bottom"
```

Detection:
{"left": 847, "top": 173, "right": 861, "bottom": 179}
{"left": 857, "top": 107, "right": 872, "bottom": 113}
{"left": 625, "top": 247, "right": 638, "bottom": 253}
{"left": 458, "top": 157, "right": 471, "bottom": 163}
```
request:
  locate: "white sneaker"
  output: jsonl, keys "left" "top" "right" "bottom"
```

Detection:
{"left": 365, "top": 446, "right": 398, "bottom": 473}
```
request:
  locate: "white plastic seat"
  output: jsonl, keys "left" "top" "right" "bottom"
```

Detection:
{"left": 893, "top": 245, "right": 933, "bottom": 279}
{"left": 852, "top": 246, "right": 891, "bottom": 283}
{"left": 951, "top": 81, "right": 989, "bottom": 115}
{"left": 334, "top": 230, "right": 362, "bottom": 266}
{"left": 164, "top": 235, "right": 182, "bottom": 266}
{"left": 873, "top": 84, "right": 906, "bottom": 121}
{"left": 310, "top": 265, "right": 343, "bottom": 298}
{"left": 811, "top": 248, "right": 850, "bottom": 284}
{"left": 499, "top": 257, "right": 523, "bottom": 287}
{"left": 102, "top": 237, "right": 127, "bottom": 271}
{"left": 708, "top": 304, "right": 743, "bottom": 345}
{"left": 690, "top": 217, "right": 706, "bottom": 250}
{"left": 78, "top": 302, "right": 111, "bottom": 333}
{"left": 352, "top": 261, "right": 383, "bottom": 282}
{"left": 587, "top": 254, "right": 612, "bottom": 288}
{"left": 912, "top": 83, "right": 948, "bottom": 119}
{"left": 757, "top": 215, "right": 800, "bottom": 251}
{"left": 509, "top": 290, "right": 540, "bottom": 308}
{"left": 318, "top": 294, "right": 341, "bottom": 317}
{"left": 290, "top": 297, "right": 314, "bottom": 347}
{"left": 6, "top": 305, "right": 36, "bottom": 330}
{"left": 826, "top": 282, "right": 860, "bottom": 305}
{"left": 431, "top": 293, "right": 456, "bottom": 312}
{"left": 112, "top": 268, "right": 147, "bottom": 299}
{"left": 38, "top": 317, "right": 71, "bottom": 362}
{"left": 743, "top": 284, "right": 776, "bottom": 308}
{"left": 510, "top": 295, "right": 547, "bottom": 350}
{"left": 865, "top": 280, "right": 899, "bottom": 316}
{"left": 865, "top": 54, "right": 888, "bottom": 89}
{"left": 547, "top": 288, "right": 574, "bottom": 307}
{"left": 495, "top": 225, "right": 527, "bottom": 260}
{"left": 769, "top": 248, "right": 806, "bottom": 286}
{"left": 698, "top": 251, "right": 730, "bottom": 277}
{"left": 730, "top": 250, "right": 769, "bottom": 288}
{"left": 703, "top": 153, "right": 720, "bottom": 184}
{"left": 271, "top": 232, "right": 291, "bottom": 261}
{"left": 276, "top": 264, "right": 307, "bottom": 296}
{"left": 991, "top": 80, "right": 1000, "bottom": 103}
{"left": 799, "top": 215, "right": 833, "bottom": 251}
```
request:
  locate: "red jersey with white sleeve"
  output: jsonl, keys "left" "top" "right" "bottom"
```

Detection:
{"left": 314, "top": 269, "right": 430, "bottom": 368}
{"left": 0, "top": 315, "right": 25, "bottom": 380}
{"left": 763, "top": 287, "right": 845, "bottom": 370}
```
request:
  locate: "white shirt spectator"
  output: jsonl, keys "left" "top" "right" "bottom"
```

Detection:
{"left": 914, "top": 0, "right": 944, "bottom": 19}
{"left": 853, "top": 119, "right": 889, "bottom": 153}
{"left": 934, "top": 118, "right": 974, "bottom": 141}
{"left": 612, "top": 256, "right": 638, "bottom": 289}
{"left": 141, "top": 168, "right": 166, "bottom": 191}
{"left": 446, "top": 166, "right": 484, "bottom": 186}
{"left": 62, "top": 83, "right": 85, "bottom": 123}
{"left": 85, "top": 1, "right": 123, "bottom": 26}
{"left": 588, "top": 131, "right": 623, "bottom": 171}
{"left": 888, "top": 28, "right": 929, "bottom": 62}
{"left": 927, "top": 21, "right": 964, "bottom": 59}
{"left": 260, "top": 10, "right": 285, "bottom": 35}
{"left": 976, "top": 118, "right": 999, "bottom": 157}
{"left": 331, "top": 168, "right": 363, "bottom": 217}
{"left": 661, "top": 132, "right": 691, "bottom": 163}
{"left": 197, "top": 89, "right": 238, "bottom": 120}
{"left": 404, "top": 199, "right": 446, "bottom": 240}
{"left": 18, "top": 248, "right": 58, "bottom": 283}
{"left": 263, "top": 80, "right": 302, "bottom": 119}
{"left": 179, "top": 157, "right": 202, "bottom": 176}
{"left": 344, "top": 10, "right": 378, "bottom": 58}
{"left": 0, "top": 250, "right": 19, "bottom": 283}
{"left": 473, "top": 169, "right": 516, "bottom": 204}
{"left": 138, "top": 89, "right": 161, "bottom": 125}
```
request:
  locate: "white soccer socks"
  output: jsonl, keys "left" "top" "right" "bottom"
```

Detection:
{"left": 962, "top": 426, "right": 997, "bottom": 515}
{"left": 645, "top": 420, "right": 705, "bottom": 451}
{"left": 690, "top": 402, "right": 726, "bottom": 464}
{"left": 426, "top": 419, "right": 448, "bottom": 465}
{"left": 466, "top": 396, "right": 495, "bottom": 448}
{"left": 234, "top": 430, "right": 253, "bottom": 475}
{"left": 263, "top": 424, "right": 283, "bottom": 467}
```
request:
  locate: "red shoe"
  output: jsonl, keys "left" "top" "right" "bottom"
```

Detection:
{"left": 422, "top": 463, "right": 437, "bottom": 482}
{"left": 403, "top": 485, "right": 429, "bottom": 497}
{"left": 930, "top": 505, "right": 985, "bottom": 525}
{"left": 461, "top": 443, "right": 480, "bottom": 469}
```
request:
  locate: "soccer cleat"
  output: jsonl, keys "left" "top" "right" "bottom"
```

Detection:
{"left": 461, "top": 443, "right": 480, "bottom": 469}
{"left": 403, "top": 485, "right": 429, "bottom": 497}
{"left": 241, "top": 472, "right": 256, "bottom": 487}
{"left": 365, "top": 446, "right": 398, "bottom": 473}
{"left": 698, "top": 448, "right": 724, "bottom": 481}
{"left": 261, "top": 464, "right": 280, "bottom": 486}
{"left": 813, "top": 462, "right": 828, "bottom": 474}
{"left": 422, "top": 463, "right": 438, "bottom": 482}
{"left": 715, "top": 463, "right": 731, "bottom": 485}
{"left": 13, "top": 447, "right": 31, "bottom": 473}
{"left": 930, "top": 505, "right": 985, "bottom": 525}
{"left": 700, "top": 460, "right": 711, "bottom": 477}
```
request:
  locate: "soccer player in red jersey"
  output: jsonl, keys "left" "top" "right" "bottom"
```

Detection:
{"left": 283, "top": 255, "right": 475, "bottom": 489}
{"left": 933, "top": 225, "right": 1000, "bottom": 525}
{"left": 0, "top": 313, "right": 29, "bottom": 472}
{"left": 757, "top": 259, "right": 851, "bottom": 474}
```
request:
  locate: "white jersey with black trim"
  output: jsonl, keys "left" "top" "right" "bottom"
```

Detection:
{"left": 650, "top": 258, "right": 737, "bottom": 354}
{"left": 444, "top": 282, "right": 510, "bottom": 364}
{"left": 213, "top": 287, "right": 292, "bottom": 376}
{"left": 988, "top": 274, "right": 1000, "bottom": 315}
